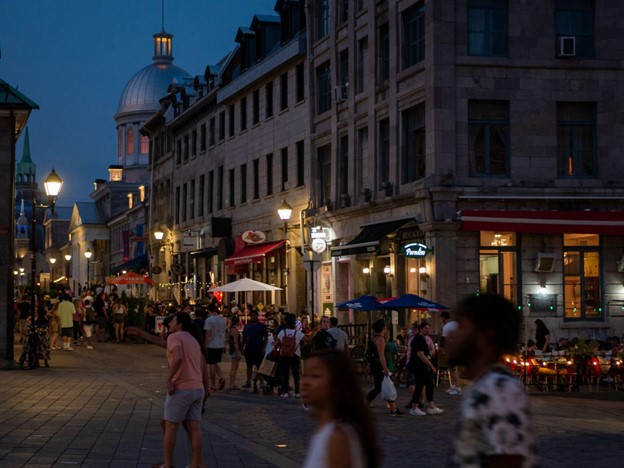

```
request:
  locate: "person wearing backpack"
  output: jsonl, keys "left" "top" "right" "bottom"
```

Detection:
{"left": 276, "top": 314, "right": 305, "bottom": 398}
{"left": 312, "top": 316, "right": 338, "bottom": 351}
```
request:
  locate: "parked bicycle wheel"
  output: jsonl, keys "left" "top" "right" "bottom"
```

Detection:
{"left": 19, "top": 348, "right": 37, "bottom": 370}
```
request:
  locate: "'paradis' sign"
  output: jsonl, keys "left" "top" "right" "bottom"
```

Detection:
{"left": 401, "top": 242, "right": 432, "bottom": 258}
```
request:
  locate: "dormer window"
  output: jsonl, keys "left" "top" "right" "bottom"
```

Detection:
{"left": 109, "top": 167, "right": 123, "bottom": 182}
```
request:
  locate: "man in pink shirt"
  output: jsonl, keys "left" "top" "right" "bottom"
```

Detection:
{"left": 163, "top": 312, "right": 209, "bottom": 468}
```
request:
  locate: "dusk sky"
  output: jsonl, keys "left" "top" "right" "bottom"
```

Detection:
{"left": 0, "top": 0, "right": 275, "bottom": 205}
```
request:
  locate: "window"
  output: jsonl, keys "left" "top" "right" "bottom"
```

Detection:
{"left": 563, "top": 234, "right": 601, "bottom": 320}
{"left": 281, "top": 147, "right": 288, "bottom": 191}
{"left": 479, "top": 232, "right": 518, "bottom": 303}
{"left": 338, "top": 135, "right": 349, "bottom": 208}
{"left": 316, "top": 0, "right": 330, "bottom": 40}
{"left": 184, "top": 135, "right": 189, "bottom": 161}
{"left": 140, "top": 135, "right": 149, "bottom": 154}
{"left": 208, "top": 119, "right": 214, "bottom": 147}
{"left": 240, "top": 164, "right": 247, "bottom": 203}
{"left": 198, "top": 175, "right": 205, "bottom": 216}
{"left": 339, "top": 49, "right": 349, "bottom": 89}
{"left": 402, "top": 104, "right": 426, "bottom": 183}
{"left": 468, "top": 100, "right": 509, "bottom": 176}
{"left": 266, "top": 153, "right": 274, "bottom": 196}
{"left": 127, "top": 127, "right": 134, "bottom": 155}
{"left": 557, "top": 102, "right": 596, "bottom": 177}
{"left": 182, "top": 183, "right": 188, "bottom": 221}
{"left": 265, "top": 81, "right": 274, "bottom": 118}
{"left": 191, "top": 129, "right": 197, "bottom": 156}
{"left": 555, "top": 0, "right": 594, "bottom": 59}
{"left": 402, "top": 3, "right": 425, "bottom": 69}
{"left": 189, "top": 179, "right": 195, "bottom": 219}
{"left": 208, "top": 170, "right": 214, "bottom": 214}
{"left": 296, "top": 63, "right": 305, "bottom": 102}
{"left": 378, "top": 118, "right": 390, "bottom": 188}
{"left": 253, "top": 159, "right": 260, "bottom": 199}
{"left": 228, "top": 169, "right": 235, "bottom": 207}
{"left": 219, "top": 111, "right": 226, "bottom": 141}
{"left": 175, "top": 186, "right": 180, "bottom": 225}
{"left": 217, "top": 166, "right": 224, "bottom": 210}
{"left": 253, "top": 89, "right": 260, "bottom": 125}
{"left": 176, "top": 140, "right": 181, "bottom": 164}
{"left": 201, "top": 122, "right": 207, "bottom": 150}
{"left": 378, "top": 23, "right": 390, "bottom": 84}
{"left": 280, "top": 72, "right": 288, "bottom": 111}
{"left": 356, "top": 127, "right": 368, "bottom": 198}
{"left": 229, "top": 104, "right": 235, "bottom": 137}
{"left": 339, "top": 0, "right": 349, "bottom": 24}
{"left": 316, "top": 61, "right": 332, "bottom": 114}
{"left": 240, "top": 97, "right": 247, "bottom": 132}
{"left": 296, "top": 140, "right": 305, "bottom": 187}
{"left": 356, "top": 37, "right": 368, "bottom": 94}
{"left": 317, "top": 145, "right": 332, "bottom": 207}
{"left": 467, "top": 0, "right": 508, "bottom": 57}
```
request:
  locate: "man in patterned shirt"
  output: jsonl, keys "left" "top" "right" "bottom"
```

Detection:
{"left": 446, "top": 294, "right": 536, "bottom": 468}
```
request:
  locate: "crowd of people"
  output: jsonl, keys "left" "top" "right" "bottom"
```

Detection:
{"left": 15, "top": 289, "right": 544, "bottom": 467}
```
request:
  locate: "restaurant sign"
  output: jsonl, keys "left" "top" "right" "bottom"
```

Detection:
{"left": 401, "top": 242, "right": 432, "bottom": 258}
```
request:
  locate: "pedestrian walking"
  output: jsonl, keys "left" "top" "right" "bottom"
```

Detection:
{"left": 447, "top": 294, "right": 536, "bottom": 467}
{"left": 242, "top": 309, "right": 268, "bottom": 391}
{"left": 328, "top": 316, "right": 349, "bottom": 352}
{"left": 228, "top": 314, "right": 242, "bottom": 390}
{"left": 94, "top": 292, "right": 109, "bottom": 342}
{"left": 365, "top": 319, "right": 403, "bottom": 416}
{"left": 301, "top": 348, "right": 380, "bottom": 468}
{"left": 48, "top": 301, "right": 60, "bottom": 350}
{"left": 72, "top": 298, "right": 84, "bottom": 345}
{"left": 406, "top": 321, "right": 443, "bottom": 416}
{"left": 82, "top": 299, "right": 96, "bottom": 349}
{"left": 112, "top": 297, "right": 127, "bottom": 343}
{"left": 57, "top": 294, "right": 76, "bottom": 351}
{"left": 440, "top": 311, "right": 462, "bottom": 395}
{"left": 276, "top": 314, "right": 305, "bottom": 398}
{"left": 204, "top": 304, "right": 227, "bottom": 391}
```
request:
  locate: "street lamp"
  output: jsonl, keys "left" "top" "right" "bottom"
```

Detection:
{"left": 277, "top": 199, "right": 293, "bottom": 236}
{"left": 30, "top": 169, "right": 63, "bottom": 325}
{"left": 363, "top": 267, "right": 371, "bottom": 294}
{"left": 84, "top": 248, "right": 93, "bottom": 292}
{"left": 154, "top": 230, "right": 164, "bottom": 241}
{"left": 49, "top": 257, "right": 56, "bottom": 284}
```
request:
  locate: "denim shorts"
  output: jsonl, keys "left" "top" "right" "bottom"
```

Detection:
{"left": 164, "top": 388, "right": 204, "bottom": 423}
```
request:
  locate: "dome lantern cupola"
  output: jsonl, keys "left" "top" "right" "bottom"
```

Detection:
{"left": 153, "top": 29, "right": 174, "bottom": 63}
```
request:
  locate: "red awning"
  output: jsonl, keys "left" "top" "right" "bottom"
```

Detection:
{"left": 461, "top": 210, "right": 624, "bottom": 235}
{"left": 224, "top": 240, "right": 286, "bottom": 267}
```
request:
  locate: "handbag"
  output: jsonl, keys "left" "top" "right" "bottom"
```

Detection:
{"left": 381, "top": 375, "right": 397, "bottom": 402}
{"left": 258, "top": 358, "right": 277, "bottom": 377}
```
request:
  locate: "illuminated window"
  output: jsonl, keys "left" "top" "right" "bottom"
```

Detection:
{"left": 127, "top": 128, "right": 134, "bottom": 155}
{"left": 479, "top": 232, "right": 517, "bottom": 303}
{"left": 563, "top": 234, "right": 601, "bottom": 320}
{"left": 140, "top": 135, "right": 149, "bottom": 154}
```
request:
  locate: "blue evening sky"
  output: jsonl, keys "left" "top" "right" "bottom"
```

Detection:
{"left": 0, "top": 0, "right": 275, "bottom": 205}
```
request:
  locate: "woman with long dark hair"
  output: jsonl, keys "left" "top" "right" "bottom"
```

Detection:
{"left": 301, "top": 348, "right": 380, "bottom": 468}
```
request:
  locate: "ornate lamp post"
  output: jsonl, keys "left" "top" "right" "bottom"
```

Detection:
{"left": 29, "top": 169, "right": 63, "bottom": 323}
{"left": 49, "top": 257, "right": 56, "bottom": 285}
{"left": 84, "top": 248, "right": 93, "bottom": 292}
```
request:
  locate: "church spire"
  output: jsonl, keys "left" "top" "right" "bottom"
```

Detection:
{"left": 20, "top": 126, "right": 33, "bottom": 164}
{"left": 16, "top": 126, "right": 36, "bottom": 187}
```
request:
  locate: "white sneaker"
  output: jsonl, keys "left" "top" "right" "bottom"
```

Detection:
{"left": 87, "top": 346, "right": 93, "bottom": 350}
{"left": 409, "top": 407, "right": 426, "bottom": 416}
{"left": 425, "top": 406, "right": 444, "bottom": 415}
{"left": 280, "top": 393, "right": 289, "bottom": 398}
{"left": 449, "top": 387, "right": 462, "bottom": 395}
{"left": 66, "top": 346, "right": 74, "bottom": 351}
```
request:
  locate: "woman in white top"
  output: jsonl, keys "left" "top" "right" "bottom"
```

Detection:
{"left": 301, "top": 348, "right": 380, "bottom": 468}
{"left": 276, "top": 314, "right": 305, "bottom": 398}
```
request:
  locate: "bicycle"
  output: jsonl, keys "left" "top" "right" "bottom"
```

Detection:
{"left": 19, "top": 323, "right": 50, "bottom": 370}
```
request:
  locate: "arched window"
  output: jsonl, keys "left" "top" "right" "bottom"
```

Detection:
{"left": 127, "top": 127, "right": 134, "bottom": 155}
{"left": 118, "top": 128, "right": 123, "bottom": 157}
{"left": 141, "top": 135, "right": 149, "bottom": 154}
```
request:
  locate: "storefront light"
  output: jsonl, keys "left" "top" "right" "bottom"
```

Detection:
{"left": 362, "top": 267, "right": 370, "bottom": 275}
{"left": 409, "top": 267, "right": 417, "bottom": 273}
{"left": 418, "top": 266, "right": 427, "bottom": 274}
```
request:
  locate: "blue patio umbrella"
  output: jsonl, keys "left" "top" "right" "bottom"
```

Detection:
{"left": 379, "top": 293, "right": 448, "bottom": 311}
{"left": 336, "top": 295, "right": 382, "bottom": 311}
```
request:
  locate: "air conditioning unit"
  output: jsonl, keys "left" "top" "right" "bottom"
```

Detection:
{"left": 557, "top": 36, "right": 576, "bottom": 57}
{"left": 334, "top": 83, "right": 349, "bottom": 102}
{"left": 535, "top": 253, "right": 556, "bottom": 273}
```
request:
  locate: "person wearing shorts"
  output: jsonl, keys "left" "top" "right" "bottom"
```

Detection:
{"left": 163, "top": 313, "right": 209, "bottom": 468}
{"left": 57, "top": 294, "right": 76, "bottom": 351}
{"left": 204, "top": 304, "right": 226, "bottom": 390}
{"left": 242, "top": 310, "right": 268, "bottom": 389}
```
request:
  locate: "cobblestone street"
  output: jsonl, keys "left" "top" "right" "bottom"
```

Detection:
{"left": 0, "top": 340, "right": 623, "bottom": 467}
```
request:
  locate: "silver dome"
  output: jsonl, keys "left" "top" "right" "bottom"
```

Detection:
{"left": 117, "top": 61, "right": 192, "bottom": 115}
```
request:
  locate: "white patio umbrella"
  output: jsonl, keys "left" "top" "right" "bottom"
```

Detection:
{"left": 215, "top": 277, "right": 282, "bottom": 292}
{"left": 216, "top": 278, "right": 283, "bottom": 321}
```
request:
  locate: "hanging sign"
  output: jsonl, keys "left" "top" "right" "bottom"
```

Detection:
{"left": 311, "top": 238, "right": 327, "bottom": 253}
{"left": 401, "top": 242, "right": 432, "bottom": 258}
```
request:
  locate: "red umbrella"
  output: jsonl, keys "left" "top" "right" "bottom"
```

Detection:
{"left": 108, "top": 271, "right": 154, "bottom": 285}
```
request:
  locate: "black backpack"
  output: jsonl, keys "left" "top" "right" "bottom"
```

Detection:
{"left": 365, "top": 339, "right": 378, "bottom": 363}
